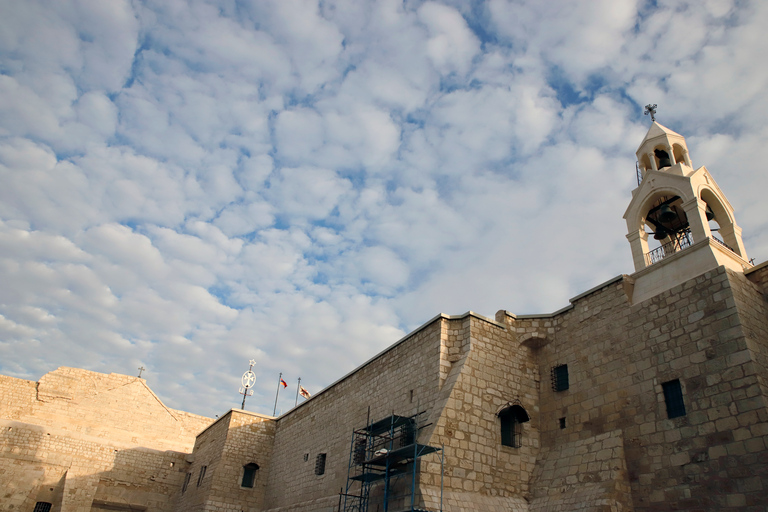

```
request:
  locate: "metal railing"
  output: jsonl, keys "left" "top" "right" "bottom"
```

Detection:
{"left": 645, "top": 229, "right": 693, "bottom": 265}
{"left": 711, "top": 234, "right": 735, "bottom": 253}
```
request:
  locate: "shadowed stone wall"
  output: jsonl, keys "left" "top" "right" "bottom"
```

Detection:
{"left": 0, "top": 368, "right": 212, "bottom": 512}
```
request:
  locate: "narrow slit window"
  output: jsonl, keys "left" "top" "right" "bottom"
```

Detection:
{"left": 182, "top": 472, "right": 191, "bottom": 493}
{"left": 197, "top": 465, "right": 207, "bottom": 487}
{"left": 662, "top": 379, "right": 686, "bottom": 419}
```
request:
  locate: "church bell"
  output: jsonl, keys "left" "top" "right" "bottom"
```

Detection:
{"left": 658, "top": 204, "right": 677, "bottom": 224}
{"left": 654, "top": 149, "right": 671, "bottom": 169}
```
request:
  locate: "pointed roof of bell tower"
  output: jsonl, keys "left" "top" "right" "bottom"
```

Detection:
{"left": 636, "top": 121, "right": 684, "bottom": 152}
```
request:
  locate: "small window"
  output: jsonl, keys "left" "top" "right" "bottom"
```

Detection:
{"left": 315, "top": 453, "right": 327, "bottom": 475}
{"left": 197, "top": 465, "right": 207, "bottom": 487}
{"left": 499, "top": 404, "right": 529, "bottom": 448}
{"left": 303, "top": 453, "right": 309, "bottom": 462}
{"left": 551, "top": 364, "right": 569, "bottom": 392}
{"left": 33, "top": 504, "right": 52, "bottom": 512}
{"left": 662, "top": 379, "right": 686, "bottom": 419}
{"left": 182, "top": 472, "right": 191, "bottom": 493}
{"left": 559, "top": 417, "right": 566, "bottom": 429}
{"left": 241, "top": 463, "right": 259, "bottom": 488}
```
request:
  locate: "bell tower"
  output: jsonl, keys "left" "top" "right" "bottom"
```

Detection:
{"left": 622, "top": 114, "right": 751, "bottom": 303}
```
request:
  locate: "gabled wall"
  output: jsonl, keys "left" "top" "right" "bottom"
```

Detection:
{"left": 0, "top": 368, "right": 212, "bottom": 512}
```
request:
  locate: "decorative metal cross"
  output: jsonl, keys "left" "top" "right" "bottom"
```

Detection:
{"left": 138, "top": 366, "right": 145, "bottom": 378}
{"left": 240, "top": 359, "right": 257, "bottom": 409}
{"left": 644, "top": 103, "right": 658, "bottom": 122}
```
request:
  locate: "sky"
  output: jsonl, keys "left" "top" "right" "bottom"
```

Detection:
{"left": 1, "top": 0, "right": 767, "bottom": 419}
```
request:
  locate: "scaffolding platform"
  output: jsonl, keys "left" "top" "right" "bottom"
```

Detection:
{"left": 340, "top": 412, "right": 443, "bottom": 512}
{"left": 363, "top": 444, "right": 440, "bottom": 467}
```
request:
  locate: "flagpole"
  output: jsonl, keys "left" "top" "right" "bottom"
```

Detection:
{"left": 273, "top": 372, "right": 282, "bottom": 416}
{"left": 295, "top": 377, "right": 301, "bottom": 407}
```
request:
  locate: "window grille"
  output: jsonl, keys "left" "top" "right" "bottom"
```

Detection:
{"left": 353, "top": 438, "right": 366, "bottom": 464}
{"left": 315, "top": 453, "right": 327, "bottom": 475}
{"left": 197, "top": 465, "right": 207, "bottom": 487}
{"left": 551, "top": 364, "right": 569, "bottom": 392}
{"left": 662, "top": 379, "right": 686, "bottom": 419}
{"left": 33, "top": 503, "right": 52, "bottom": 512}
{"left": 241, "top": 463, "right": 259, "bottom": 488}
{"left": 499, "top": 404, "right": 529, "bottom": 448}
{"left": 399, "top": 420, "right": 416, "bottom": 447}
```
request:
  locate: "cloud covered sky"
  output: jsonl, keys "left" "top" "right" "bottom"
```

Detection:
{"left": 1, "top": 0, "right": 767, "bottom": 418}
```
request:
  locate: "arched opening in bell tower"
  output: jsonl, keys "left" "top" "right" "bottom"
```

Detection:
{"left": 700, "top": 189, "right": 742, "bottom": 257}
{"left": 672, "top": 143, "right": 688, "bottom": 166}
{"left": 643, "top": 195, "right": 691, "bottom": 264}
{"left": 639, "top": 153, "right": 652, "bottom": 174}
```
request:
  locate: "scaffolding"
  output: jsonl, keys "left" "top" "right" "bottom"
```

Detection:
{"left": 339, "top": 412, "right": 443, "bottom": 512}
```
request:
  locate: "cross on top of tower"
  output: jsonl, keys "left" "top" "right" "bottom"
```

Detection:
{"left": 644, "top": 104, "right": 658, "bottom": 122}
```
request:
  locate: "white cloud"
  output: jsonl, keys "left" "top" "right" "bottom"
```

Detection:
{"left": 1, "top": 0, "right": 767, "bottom": 418}
{"left": 266, "top": 166, "right": 353, "bottom": 221}
{"left": 418, "top": 2, "right": 480, "bottom": 76}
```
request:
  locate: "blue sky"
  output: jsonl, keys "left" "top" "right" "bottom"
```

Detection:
{"left": 1, "top": 0, "right": 767, "bottom": 418}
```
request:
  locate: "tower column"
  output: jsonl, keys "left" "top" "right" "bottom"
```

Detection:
{"left": 627, "top": 230, "right": 649, "bottom": 272}
{"left": 681, "top": 197, "right": 709, "bottom": 243}
{"left": 649, "top": 153, "right": 658, "bottom": 172}
{"left": 666, "top": 145, "right": 676, "bottom": 165}
{"left": 716, "top": 224, "right": 748, "bottom": 259}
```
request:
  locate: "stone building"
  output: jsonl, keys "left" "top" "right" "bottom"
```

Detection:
{"left": 2, "top": 121, "right": 768, "bottom": 511}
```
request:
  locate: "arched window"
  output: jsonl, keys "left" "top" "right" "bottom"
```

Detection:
{"left": 241, "top": 463, "right": 260, "bottom": 488}
{"left": 498, "top": 404, "right": 529, "bottom": 448}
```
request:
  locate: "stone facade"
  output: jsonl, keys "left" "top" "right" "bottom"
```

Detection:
{"left": 0, "top": 367, "right": 212, "bottom": 511}
{"left": 3, "top": 262, "right": 767, "bottom": 511}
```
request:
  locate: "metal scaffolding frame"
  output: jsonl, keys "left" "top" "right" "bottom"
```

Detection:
{"left": 339, "top": 411, "right": 443, "bottom": 512}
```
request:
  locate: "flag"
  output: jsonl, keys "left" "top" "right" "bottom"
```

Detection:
{"left": 280, "top": 377, "right": 288, "bottom": 388}
{"left": 299, "top": 385, "right": 311, "bottom": 399}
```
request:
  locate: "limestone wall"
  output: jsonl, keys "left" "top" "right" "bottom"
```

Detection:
{"left": 259, "top": 311, "right": 542, "bottom": 512}
{"left": 516, "top": 267, "right": 768, "bottom": 511}
{"left": 421, "top": 314, "right": 538, "bottom": 512}
{"left": 27, "top": 367, "right": 211, "bottom": 451}
{"left": 177, "top": 409, "right": 275, "bottom": 512}
{"left": 529, "top": 430, "right": 632, "bottom": 512}
{"left": 743, "top": 263, "right": 768, "bottom": 400}
{"left": 0, "top": 420, "right": 193, "bottom": 512}
{"left": 175, "top": 411, "right": 231, "bottom": 511}
{"left": 0, "top": 368, "right": 213, "bottom": 511}
{"left": 263, "top": 315, "right": 446, "bottom": 511}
